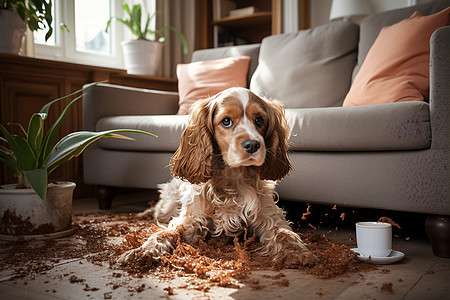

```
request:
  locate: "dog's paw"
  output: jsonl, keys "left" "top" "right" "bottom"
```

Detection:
{"left": 118, "top": 229, "right": 179, "bottom": 266}
{"left": 118, "top": 246, "right": 160, "bottom": 266}
{"left": 136, "top": 207, "right": 155, "bottom": 219}
{"left": 273, "top": 248, "right": 319, "bottom": 269}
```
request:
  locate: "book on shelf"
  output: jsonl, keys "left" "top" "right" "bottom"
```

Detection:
{"left": 229, "top": 6, "right": 258, "bottom": 17}
{"left": 213, "top": 0, "right": 237, "bottom": 20}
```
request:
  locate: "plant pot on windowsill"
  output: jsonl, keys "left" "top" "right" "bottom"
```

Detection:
{"left": 0, "top": 1, "right": 58, "bottom": 55}
{"left": 0, "top": 83, "right": 155, "bottom": 241}
{"left": 121, "top": 39, "right": 163, "bottom": 76}
{"left": 0, "top": 182, "right": 76, "bottom": 241}
{"left": 107, "top": 3, "right": 188, "bottom": 76}
{"left": 0, "top": 9, "right": 26, "bottom": 54}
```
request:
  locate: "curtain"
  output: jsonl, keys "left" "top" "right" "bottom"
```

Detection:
{"left": 156, "top": 0, "right": 196, "bottom": 78}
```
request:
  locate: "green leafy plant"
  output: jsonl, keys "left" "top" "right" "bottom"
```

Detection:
{"left": 106, "top": 3, "right": 188, "bottom": 54}
{"left": 0, "top": 83, "right": 156, "bottom": 200}
{"left": 1, "top": 0, "right": 57, "bottom": 41}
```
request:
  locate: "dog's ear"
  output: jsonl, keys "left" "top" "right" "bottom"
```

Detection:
{"left": 170, "top": 98, "right": 216, "bottom": 184}
{"left": 258, "top": 100, "right": 292, "bottom": 181}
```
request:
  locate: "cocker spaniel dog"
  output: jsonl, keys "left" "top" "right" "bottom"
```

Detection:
{"left": 119, "top": 87, "right": 318, "bottom": 268}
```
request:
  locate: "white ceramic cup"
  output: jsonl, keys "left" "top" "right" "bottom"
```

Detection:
{"left": 356, "top": 222, "right": 392, "bottom": 257}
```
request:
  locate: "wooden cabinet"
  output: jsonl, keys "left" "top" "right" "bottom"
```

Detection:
{"left": 0, "top": 53, "right": 177, "bottom": 187}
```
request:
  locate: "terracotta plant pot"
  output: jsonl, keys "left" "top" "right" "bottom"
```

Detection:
{"left": 0, "top": 182, "right": 76, "bottom": 241}
{"left": 121, "top": 39, "right": 163, "bottom": 76}
{"left": 0, "top": 10, "right": 26, "bottom": 54}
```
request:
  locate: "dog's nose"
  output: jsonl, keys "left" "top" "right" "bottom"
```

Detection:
{"left": 242, "top": 140, "right": 260, "bottom": 154}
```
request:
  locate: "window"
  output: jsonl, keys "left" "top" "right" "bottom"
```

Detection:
{"left": 33, "top": 2, "right": 57, "bottom": 46}
{"left": 74, "top": 0, "right": 112, "bottom": 55}
{"left": 34, "top": 0, "right": 144, "bottom": 69}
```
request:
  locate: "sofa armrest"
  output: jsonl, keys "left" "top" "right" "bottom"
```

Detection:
{"left": 429, "top": 25, "right": 450, "bottom": 149}
{"left": 83, "top": 83, "right": 179, "bottom": 131}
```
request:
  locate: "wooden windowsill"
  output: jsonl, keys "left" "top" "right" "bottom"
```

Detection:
{"left": 0, "top": 53, "right": 178, "bottom": 91}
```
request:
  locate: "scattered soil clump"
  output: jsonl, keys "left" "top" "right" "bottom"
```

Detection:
{"left": 378, "top": 217, "right": 401, "bottom": 229}
{"left": 0, "top": 209, "right": 56, "bottom": 235}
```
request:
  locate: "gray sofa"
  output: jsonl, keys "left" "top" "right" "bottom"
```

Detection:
{"left": 83, "top": 2, "right": 450, "bottom": 227}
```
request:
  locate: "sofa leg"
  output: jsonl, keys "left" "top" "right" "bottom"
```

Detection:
{"left": 425, "top": 215, "right": 450, "bottom": 258}
{"left": 96, "top": 185, "right": 115, "bottom": 210}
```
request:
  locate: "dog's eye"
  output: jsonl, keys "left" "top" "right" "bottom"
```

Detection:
{"left": 221, "top": 118, "right": 233, "bottom": 128}
{"left": 255, "top": 116, "right": 264, "bottom": 128}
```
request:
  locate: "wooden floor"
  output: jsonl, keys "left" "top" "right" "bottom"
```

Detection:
{"left": 0, "top": 191, "right": 449, "bottom": 300}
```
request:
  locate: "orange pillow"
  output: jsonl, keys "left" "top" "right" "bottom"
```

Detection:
{"left": 343, "top": 7, "right": 450, "bottom": 107}
{"left": 176, "top": 56, "right": 251, "bottom": 115}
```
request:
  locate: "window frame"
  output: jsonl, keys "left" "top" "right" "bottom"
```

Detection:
{"left": 34, "top": 0, "right": 125, "bottom": 69}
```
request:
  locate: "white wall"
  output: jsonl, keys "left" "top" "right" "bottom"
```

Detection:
{"left": 310, "top": 0, "right": 435, "bottom": 27}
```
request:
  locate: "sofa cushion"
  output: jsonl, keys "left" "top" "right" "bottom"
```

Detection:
{"left": 343, "top": 7, "right": 450, "bottom": 107}
{"left": 353, "top": 0, "right": 450, "bottom": 80}
{"left": 96, "top": 115, "right": 188, "bottom": 152}
{"left": 191, "top": 44, "right": 260, "bottom": 85}
{"left": 286, "top": 101, "right": 431, "bottom": 151}
{"left": 176, "top": 56, "right": 251, "bottom": 115}
{"left": 249, "top": 20, "right": 359, "bottom": 109}
{"left": 96, "top": 102, "right": 430, "bottom": 153}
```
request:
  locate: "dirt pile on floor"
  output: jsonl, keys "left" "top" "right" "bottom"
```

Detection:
{"left": 0, "top": 213, "right": 377, "bottom": 292}
{"left": 112, "top": 217, "right": 377, "bottom": 287}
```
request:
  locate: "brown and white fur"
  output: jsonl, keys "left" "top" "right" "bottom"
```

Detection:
{"left": 118, "top": 87, "right": 318, "bottom": 268}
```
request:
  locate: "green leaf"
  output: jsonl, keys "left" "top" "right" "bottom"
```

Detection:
{"left": 24, "top": 168, "right": 48, "bottom": 200}
{"left": 43, "top": 1, "right": 53, "bottom": 41}
{"left": 60, "top": 23, "right": 69, "bottom": 32}
{"left": 17, "top": 4, "right": 26, "bottom": 21}
{"left": 143, "top": 14, "right": 151, "bottom": 36}
{"left": 6, "top": 122, "right": 27, "bottom": 137}
{"left": 45, "top": 129, "right": 157, "bottom": 174}
{"left": 39, "top": 92, "right": 84, "bottom": 165}
{"left": 0, "top": 123, "right": 36, "bottom": 171}
{"left": 12, "top": 136, "right": 36, "bottom": 170}
{"left": 38, "top": 82, "right": 103, "bottom": 165}
{"left": 122, "top": 3, "right": 131, "bottom": 15}
{"left": 39, "top": 87, "right": 86, "bottom": 115}
{"left": 27, "top": 113, "right": 46, "bottom": 156}
{"left": 105, "top": 18, "right": 113, "bottom": 32}
{"left": 0, "top": 123, "right": 16, "bottom": 151}
{"left": 44, "top": 26, "right": 53, "bottom": 42}
{"left": 131, "top": 4, "right": 144, "bottom": 38}
{"left": 27, "top": 14, "right": 40, "bottom": 31}
{"left": 144, "top": 10, "right": 160, "bottom": 38}
{"left": 131, "top": 4, "right": 142, "bottom": 28}
{"left": 116, "top": 19, "right": 139, "bottom": 37}
{"left": 0, "top": 148, "right": 21, "bottom": 177}
{"left": 156, "top": 26, "right": 189, "bottom": 54}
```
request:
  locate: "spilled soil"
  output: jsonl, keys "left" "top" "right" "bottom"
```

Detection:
{"left": 0, "top": 212, "right": 379, "bottom": 295}
{"left": 0, "top": 209, "right": 56, "bottom": 235}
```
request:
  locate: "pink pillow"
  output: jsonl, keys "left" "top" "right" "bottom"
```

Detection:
{"left": 176, "top": 56, "right": 251, "bottom": 115}
{"left": 343, "top": 7, "right": 450, "bottom": 107}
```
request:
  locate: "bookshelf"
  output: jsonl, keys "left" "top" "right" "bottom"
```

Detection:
{"left": 197, "top": 0, "right": 310, "bottom": 49}
{"left": 211, "top": 11, "right": 272, "bottom": 28}
{"left": 197, "top": 0, "right": 282, "bottom": 48}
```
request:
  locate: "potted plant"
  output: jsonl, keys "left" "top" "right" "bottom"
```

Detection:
{"left": 106, "top": 3, "right": 188, "bottom": 76}
{"left": 0, "top": 0, "right": 55, "bottom": 54}
{"left": 0, "top": 83, "right": 155, "bottom": 240}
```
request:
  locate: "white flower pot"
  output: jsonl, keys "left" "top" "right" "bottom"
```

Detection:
{"left": 121, "top": 39, "right": 163, "bottom": 76}
{"left": 0, "top": 10, "right": 26, "bottom": 54}
{"left": 0, "top": 182, "right": 76, "bottom": 240}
